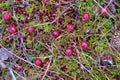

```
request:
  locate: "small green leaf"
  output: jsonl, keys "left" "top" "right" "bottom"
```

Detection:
{"left": 43, "top": 25, "right": 52, "bottom": 32}
{"left": 76, "top": 69, "right": 81, "bottom": 74}
{"left": 3, "top": 70, "right": 7, "bottom": 75}
{"left": 27, "top": 4, "right": 35, "bottom": 15}
{"left": 27, "top": 38, "right": 32, "bottom": 44}
{"left": 29, "top": 52, "right": 35, "bottom": 60}
{"left": 28, "top": 21, "right": 37, "bottom": 26}
{"left": 34, "top": 78, "right": 38, "bottom": 80}
{"left": 12, "top": 14, "right": 25, "bottom": 22}
{"left": 0, "top": 1, "right": 11, "bottom": 10}
{"left": 117, "top": 8, "right": 120, "bottom": 15}
{"left": 71, "top": 71, "right": 77, "bottom": 78}
{"left": 117, "top": 73, "right": 120, "bottom": 76}
{"left": 86, "top": 0, "right": 93, "bottom": 7}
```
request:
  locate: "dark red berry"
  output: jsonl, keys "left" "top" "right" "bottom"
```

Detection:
{"left": 3, "top": 12, "right": 11, "bottom": 21}
{"left": 82, "top": 13, "right": 90, "bottom": 22}
{"left": 100, "top": 7, "right": 109, "bottom": 16}
{"left": 68, "top": 77, "right": 73, "bottom": 80}
{"left": 51, "top": 30, "right": 61, "bottom": 38}
{"left": 27, "top": 27, "right": 35, "bottom": 34}
{"left": 65, "top": 48, "right": 73, "bottom": 56}
{"left": 16, "top": 65, "right": 22, "bottom": 71}
{"left": 34, "top": 58, "right": 42, "bottom": 66}
{"left": 80, "top": 41, "right": 89, "bottom": 51}
{"left": 8, "top": 25, "right": 17, "bottom": 34}
{"left": 66, "top": 24, "right": 74, "bottom": 33}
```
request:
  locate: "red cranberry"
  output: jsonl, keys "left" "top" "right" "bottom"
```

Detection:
{"left": 100, "top": 7, "right": 109, "bottom": 16}
{"left": 16, "top": 65, "right": 22, "bottom": 71}
{"left": 66, "top": 24, "right": 74, "bottom": 33}
{"left": 27, "top": 27, "right": 35, "bottom": 34}
{"left": 68, "top": 78, "right": 73, "bottom": 80}
{"left": 65, "top": 48, "right": 73, "bottom": 56}
{"left": 8, "top": 25, "right": 17, "bottom": 34}
{"left": 34, "top": 58, "right": 42, "bottom": 66}
{"left": 80, "top": 41, "right": 89, "bottom": 51}
{"left": 3, "top": 12, "right": 11, "bottom": 21}
{"left": 51, "top": 30, "right": 61, "bottom": 38}
{"left": 82, "top": 13, "right": 90, "bottom": 22}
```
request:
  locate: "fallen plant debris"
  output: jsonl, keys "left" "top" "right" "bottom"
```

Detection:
{"left": 0, "top": 0, "right": 120, "bottom": 80}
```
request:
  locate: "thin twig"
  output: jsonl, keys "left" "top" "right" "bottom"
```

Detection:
{"left": 41, "top": 56, "right": 53, "bottom": 80}
{"left": 12, "top": 69, "right": 26, "bottom": 80}
{"left": 9, "top": 68, "right": 16, "bottom": 80}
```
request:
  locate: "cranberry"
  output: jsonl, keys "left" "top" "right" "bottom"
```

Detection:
{"left": 80, "top": 41, "right": 89, "bottom": 51}
{"left": 82, "top": 13, "right": 90, "bottom": 22}
{"left": 8, "top": 25, "right": 17, "bottom": 34}
{"left": 3, "top": 12, "right": 11, "bottom": 21}
{"left": 68, "top": 78, "right": 73, "bottom": 80}
{"left": 100, "top": 7, "right": 109, "bottom": 16}
{"left": 65, "top": 48, "right": 73, "bottom": 56}
{"left": 66, "top": 24, "right": 74, "bottom": 33}
{"left": 27, "top": 27, "right": 35, "bottom": 34}
{"left": 34, "top": 58, "right": 42, "bottom": 66}
{"left": 51, "top": 30, "right": 61, "bottom": 38}
{"left": 16, "top": 65, "right": 22, "bottom": 71}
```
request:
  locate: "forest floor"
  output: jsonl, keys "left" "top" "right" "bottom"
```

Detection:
{"left": 0, "top": 0, "right": 120, "bottom": 80}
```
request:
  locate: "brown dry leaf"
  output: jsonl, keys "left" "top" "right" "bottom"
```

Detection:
{"left": 0, "top": 60, "right": 6, "bottom": 68}
{"left": 109, "top": 3, "right": 116, "bottom": 14}
{"left": 110, "top": 31, "right": 120, "bottom": 51}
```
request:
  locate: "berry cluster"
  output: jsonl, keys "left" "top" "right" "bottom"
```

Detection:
{"left": 2, "top": 6, "right": 110, "bottom": 68}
